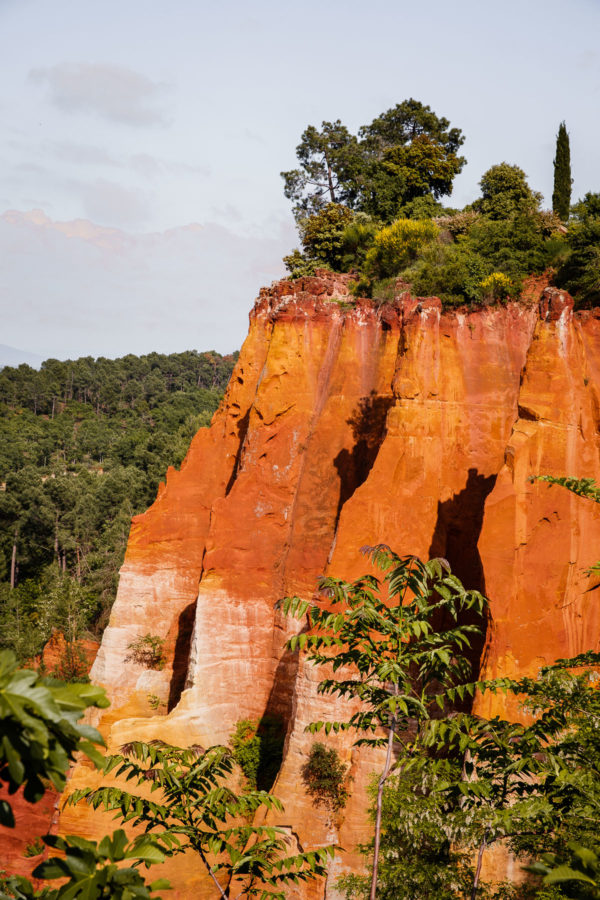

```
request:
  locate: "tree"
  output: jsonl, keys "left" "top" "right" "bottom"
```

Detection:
{"left": 68, "top": 740, "right": 334, "bottom": 900}
{"left": 281, "top": 121, "right": 361, "bottom": 221}
{"left": 356, "top": 99, "right": 465, "bottom": 221}
{"left": 280, "top": 547, "right": 486, "bottom": 900}
{"left": 552, "top": 122, "right": 572, "bottom": 222}
{"left": 475, "top": 163, "right": 542, "bottom": 220}
{"left": 281, "top": 101, "right": 466, "bottom": 224}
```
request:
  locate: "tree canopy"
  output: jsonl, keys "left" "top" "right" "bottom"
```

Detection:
{"left": 0, "top": 349, "right": 236, "bottom": 667}
{"left": 281, "top": 99, "right": 465, "bottom": 224}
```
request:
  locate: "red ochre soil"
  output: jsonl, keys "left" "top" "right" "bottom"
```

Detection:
{"left": 11, "top": 272, "right": 600, "bottom": 898}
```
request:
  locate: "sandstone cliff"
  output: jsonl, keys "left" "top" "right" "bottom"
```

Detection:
{"left": 58, "top": 273, "right": 600, "bottom": 898}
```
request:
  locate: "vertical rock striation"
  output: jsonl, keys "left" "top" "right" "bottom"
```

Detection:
{"left": 58, "top": 274, "right": 600, "bottom": 898}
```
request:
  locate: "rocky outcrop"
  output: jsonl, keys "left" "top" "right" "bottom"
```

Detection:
{"left": 58, "top": 274, "right": 600, "bottom": 898}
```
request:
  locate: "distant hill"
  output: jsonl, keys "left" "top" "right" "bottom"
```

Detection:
{"left": 0, "top": 344, "right": 44, "bottom": 369}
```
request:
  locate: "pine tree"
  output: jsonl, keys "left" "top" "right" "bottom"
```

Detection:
{"left": 552, "top": 121, "right": 572, "bottom": 221}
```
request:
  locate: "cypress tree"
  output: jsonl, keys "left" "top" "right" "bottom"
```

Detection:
{"left": 552, "top": 121, "right": 572, "bottom": 221}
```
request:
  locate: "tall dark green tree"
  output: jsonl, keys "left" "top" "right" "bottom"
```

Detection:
{"left": 357, "top": 99, "right": 466, "bottom": 221}
{"left": 552, "top": 121, "right": 572, "bottom": 222}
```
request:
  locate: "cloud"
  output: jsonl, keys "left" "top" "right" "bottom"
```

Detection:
{"left": 41, "top": 141, "right": 209, "bottom": 180}
{"left": 128, "top": 153, "right": 210, "bottom": 179}
{"left": 46, "top": 141, "right": 121, "bottom": 167}
{"left": 0, "top": 209, "right": 295, "bottom": 359}
{"left": 29, "top": 63, "right": 170, "bottom": 126}
{"left": 77, "top": 178, "right": 152, "bottom": 227}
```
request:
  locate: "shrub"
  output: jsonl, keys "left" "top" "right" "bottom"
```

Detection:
{"left": 556, "top": 193, "right": 600, "bottom": 308}
{"left": 433, "top": 209, "right": 480, "bottom": 237}
{"left": 53, "top": 639, "right": 90, "bottom": 683}
{"left": 283, "top": 249, "right": 317, "bottom": 279}
{"left": 230, "top": 715, "right": 285, "bottom": 791}
{"left": 299, "top": 203, "right": 355, "bottom": 270}
{"left": 126, "top": 634, "right": 165, "bottom": 670}
{"left": 23, "top": 838, "right": 44, "bottom": 858}
{"left": 339, "top": 216, "right": 378, "bottom": 271}
{"left": 406, "top": 242, "right": 489, "bottom": 307}
{"left": 302, "top": 742, "right": 349, "bottom": 813}
{"left": 364, "top": 218, "right": 438, "bottom": 280}
{"left": 477, "top": 272, "right": 513, "bottom": 304}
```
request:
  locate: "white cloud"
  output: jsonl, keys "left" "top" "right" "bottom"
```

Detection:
{"left": 0, "top": 209, "right": 295, "bottom": 359}
{"left": 77, "top": 178, "right": 152, "bottom": 227}
{"left": 29, "top": 63, "right": 170, "bottom": 126}
{"left": 46, "top": 141, "right": 121, "bottom": 167}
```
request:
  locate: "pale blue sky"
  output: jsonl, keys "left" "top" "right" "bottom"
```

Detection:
{"left": 1, "top": 0, "right": 599, "bottom": 359}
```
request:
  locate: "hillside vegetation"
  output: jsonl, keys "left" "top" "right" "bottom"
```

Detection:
{"left": 0, "top": 350, "right": 236, "bottom": 667}
{"left": 283, "top": 101, "right": 599, "bottom": 309}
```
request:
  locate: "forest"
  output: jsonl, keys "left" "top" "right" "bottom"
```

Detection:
{"left": 0, "top": 350, "right": 236, "bottom": 668}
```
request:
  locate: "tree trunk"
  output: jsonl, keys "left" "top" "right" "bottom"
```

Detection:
{"left": 471, "top": 833, "right": 488, "bottom": 900}
{"left": 54, "top": 514, "right": 59, "bottom": 561}
{"left": 10, "top": 530, "right": 17, "bottom": 589}
{"left": 327, "top": 161, "right": 336, "bottom": 203}
{"left": 369, "top": 715, "right": 396, "bottom": 900}
{"left": 198, "top": 846, "right": 229, "bottom": 900}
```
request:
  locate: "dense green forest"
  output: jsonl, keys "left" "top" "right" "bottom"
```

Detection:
{"left": 0, "top": 350, "right": 236, "bottom": 666}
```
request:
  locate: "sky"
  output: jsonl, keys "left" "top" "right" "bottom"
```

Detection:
{"left": 1, "top": 0, "right": 599, "bottom": 361}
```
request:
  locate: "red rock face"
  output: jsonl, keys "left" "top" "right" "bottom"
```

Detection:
{"left": 0, "top": 785, "right": 59, "bottom": 881}
{"left": 57, "top": 274, "right": 600, "bottom": 898}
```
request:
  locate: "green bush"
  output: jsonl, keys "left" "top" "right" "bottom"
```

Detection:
{"left": 299, "top": 203, "right": 355, "bottom": 270}
{"left": 338, "top": 215, "right": 378, "bottom": 271}
{"left": 230, "top": 715, "right": 284, "bottom": 791}
{"left": 406, "top": 242, "right": 489, "bottom": 306}
{"left": 301, "top": 742, "right": 349, "bottom": 813}
{"left": 283, "top": 249, "right": 317, "bottom": 279}
{"left": 126, "top": 634, "right": 165, "bottom": 670}
{"left": 556, "top": 192, "right": 600, "bottom": 308}
{"left": 474, "top": 162, "right": 542, "bottom": 220}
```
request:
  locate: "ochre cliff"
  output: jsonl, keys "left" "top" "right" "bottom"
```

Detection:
{"left": 57, "top": 273, "right": 600, "bottom": 898}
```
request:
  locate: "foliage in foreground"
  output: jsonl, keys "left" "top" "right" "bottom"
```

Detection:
{"left": 1, "top": 830, "right": 170, "bottom": 900}
{"left": 1, "top": 655, "right": 329, "bottom": 899}
{"left": 67, "top": 740, "right": 334, "bottom": 900}
{"left": 281, "top": 547, "right": 486, "bottom": 899}
{"left": 0, "top": 649, "right": 107, "bottom": 826}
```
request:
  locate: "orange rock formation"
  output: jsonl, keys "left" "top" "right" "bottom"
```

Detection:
{"left": 57, "top": 274, "right": 600, "bottom": 898}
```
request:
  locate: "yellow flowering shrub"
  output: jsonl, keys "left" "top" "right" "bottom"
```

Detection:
{"left": 365, "top": 218, "right": 439, "bottom": 279}
{"left": 477, "top": 271, "right": 513, "bottom": 303}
